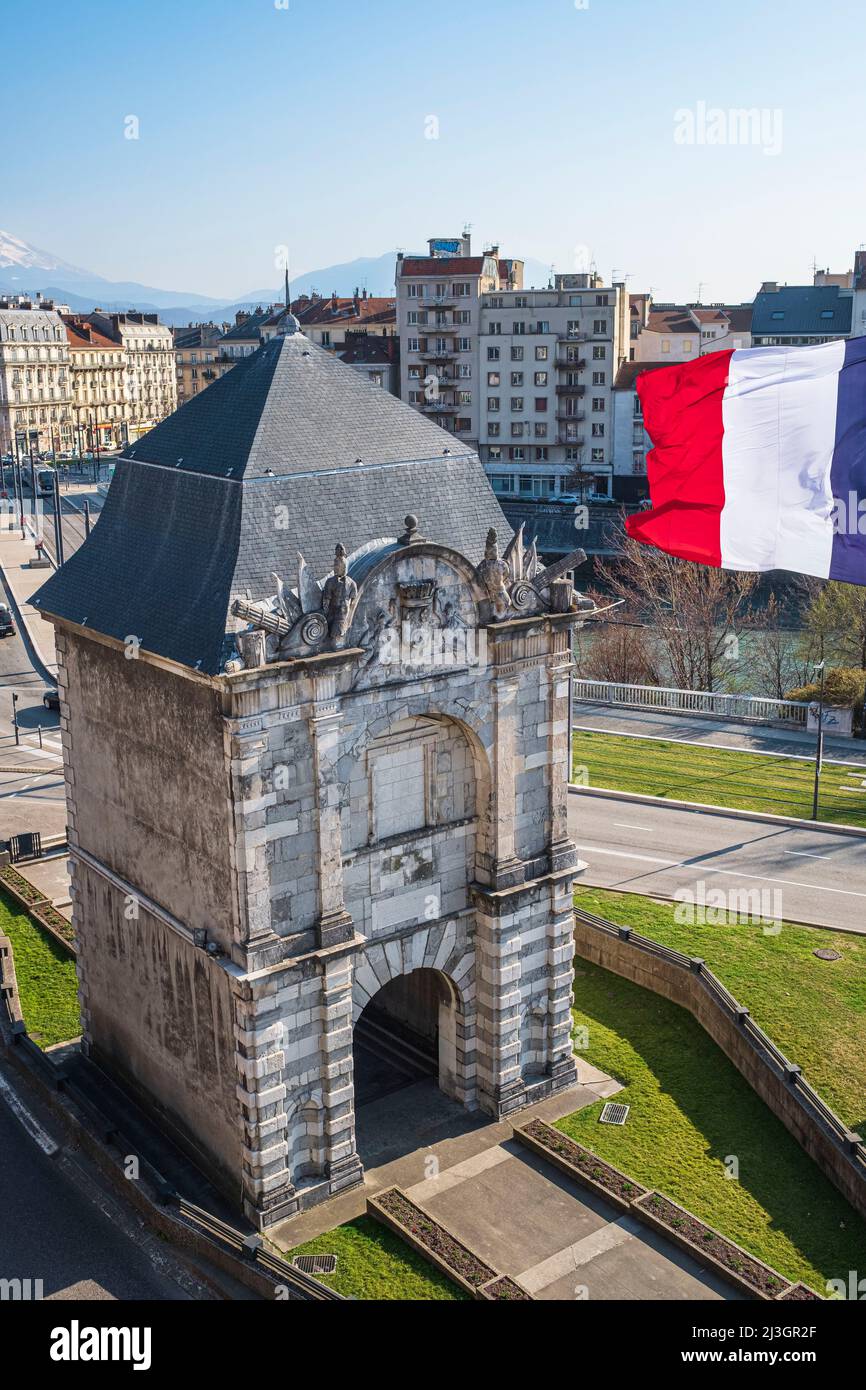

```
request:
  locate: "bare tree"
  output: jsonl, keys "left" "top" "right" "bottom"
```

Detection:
{"left": 576, "top": 591, "right": 661, "bottom": 684}
{"left": 598, "top": 536, "right": 756, "bottom": 691}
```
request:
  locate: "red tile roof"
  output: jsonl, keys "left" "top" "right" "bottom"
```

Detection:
{"left": 62, "top": 316, "right": 117, "bottom": 351}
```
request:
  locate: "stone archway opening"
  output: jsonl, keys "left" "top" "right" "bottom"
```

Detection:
{"left": 353, "top": 967, "right": 461, "bottom": 1110}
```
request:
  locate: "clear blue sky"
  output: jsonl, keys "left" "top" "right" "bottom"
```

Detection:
{"left": 6, "top": 0, "right": 866, "bottom": 303}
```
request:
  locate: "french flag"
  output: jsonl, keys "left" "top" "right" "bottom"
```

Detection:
{"left": 625, "top": 339, "right": 866, "bottom": 584}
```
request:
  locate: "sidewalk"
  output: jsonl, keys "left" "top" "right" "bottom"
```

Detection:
{"left": 572, "top": 701, "right": 866, "bottom": 765}
{"left": 0, "top": 525, "right": 57, "bottom": 677}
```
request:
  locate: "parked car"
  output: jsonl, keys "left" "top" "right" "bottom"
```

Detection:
{"left": 0, "top": 604, "right": 15, "bottom": 637}
{"left": 42, "top": 687, "right": 60, "bottom": 711}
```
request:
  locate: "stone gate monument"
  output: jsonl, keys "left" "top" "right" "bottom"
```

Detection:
{"left": 33, "top": 321, "right": 592, "bottom": 1228}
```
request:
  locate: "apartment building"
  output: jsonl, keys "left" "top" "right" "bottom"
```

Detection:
{"left": 86, "top": 311, "right": 177, "bottom": 442}
{"left": 63, "top": 315, "right": 128, "bottom": 450}
{"left": 262, "top": 291, "right": 397, "bottom": 351}
{"left": 396, "top": 234, "right": 523, "bottom": 449}
{"left": 477, "top": 273, "right": 629, "bottom": 502}
{"left": 751, "top": 282, "right": 852, "bottom": 346}
{"left": 173, "top": 322, "right": 232, "bottom": 407}
{"left": 0, "top": 297, "right": 73, "bottom": 455}
{"left": 219, "top": 305, "right": 282, "bottom": 360}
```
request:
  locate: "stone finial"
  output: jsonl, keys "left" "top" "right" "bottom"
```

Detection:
{"left": 399, "top": 514, "right": 424, "bottom": 545}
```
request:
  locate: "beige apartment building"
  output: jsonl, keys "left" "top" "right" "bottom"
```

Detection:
{"left": 0, "top": 297, "right": 73, "bottom": 456}
{"left": 63, "top": 316, "right": 128, "bottom": 451}
{"left": 172, "top": 323, "right": 232, "bottom": 407}
{"left": 396, "top": 234, "right": 524, "bottom": 450}
{"left": 86, "top": 311, "right": 177, "bottom": 442}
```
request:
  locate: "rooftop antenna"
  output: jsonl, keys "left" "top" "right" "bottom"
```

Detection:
{"left": 696, "top": 281, "right": 706, "bottom": 303}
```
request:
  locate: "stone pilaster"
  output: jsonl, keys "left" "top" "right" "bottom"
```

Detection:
{"left": 309, "top": 686, "right": 354, "bottom": 950}
{"left": 319, "top": 954, "right": 363, "bottom": 1195}
{"left": 471, "top": 883, "right": 525, "bottom": 1115}
{"left": 488, "top": 672, "right": 525, "bottom": 890}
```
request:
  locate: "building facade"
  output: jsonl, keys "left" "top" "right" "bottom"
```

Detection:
{"left": 631, "top": 300, "right": 753, "bottom": 362}
{"left": 33, "top": 325, "right": 587, "bottom": 1229}
{"left": 0, "top": 298, "right": 73, "bottom": 455}
{"left": 86, "top": 312, "right": 177, "bottom": 442}
{"left": 63, "top": 316, "right": 128, "bottom": 451}
{"left": 172, "top": 323, "right": 232, "bottom": 407}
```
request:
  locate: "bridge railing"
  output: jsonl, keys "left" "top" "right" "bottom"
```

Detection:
{"left": 573, "top": 679, "right": 809, "bottom": 727}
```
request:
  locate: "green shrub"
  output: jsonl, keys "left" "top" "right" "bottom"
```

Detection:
{"left": 785, "top": 666, "right": 865, "bottom": 714}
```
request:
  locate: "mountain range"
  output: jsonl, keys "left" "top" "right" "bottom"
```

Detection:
{"left": 0, "top": 232, "right": 555, "bottom": 328}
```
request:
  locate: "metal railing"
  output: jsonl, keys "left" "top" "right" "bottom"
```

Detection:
{"left": 573, "top": 679, "right": 810, "bottom": 727}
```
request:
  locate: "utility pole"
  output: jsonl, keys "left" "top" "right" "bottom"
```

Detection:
{"left": 83, "top": 498, "right": 91, "bottom": 538}
{"left": 52, "top": 470, "right": 65, "bottom": 567}
{"left": 12, "top": 691, "right": 19, "bottom": 746}
{"left": 811, "top": 660, "right": 826, "bottom": 820}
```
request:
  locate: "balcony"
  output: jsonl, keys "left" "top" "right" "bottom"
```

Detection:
{"left": 557, "top": 427, "right": 585, "bottom": 444}
{"left": 418, "top": 348, "right": 456, "bottom": 363}
{"left": 556, "top": 382, "right": 586, "bottom": 396}
{"left": 556, "top": 352, "right": 586, "bottom": 369}
{"left": 428, "top": 319, "right": 460, "bottom": 334}
{"left": 427, "top": 295, "right": 457, "bottom": 310}
{"left": 422, "top": 402, "right": 455, "bottom": 416}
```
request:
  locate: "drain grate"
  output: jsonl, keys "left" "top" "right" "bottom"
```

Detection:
{"left": 599, "top": 1102, "right": 630, "bottom": 1126}
{"left": 813, "top": 948, "right": 842, "bottom": 962}
{"left": 292, "top": 1254, "right": 338, "bottom": 1276}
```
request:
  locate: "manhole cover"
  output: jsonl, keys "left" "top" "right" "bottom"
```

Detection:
{"left": 599, "top": 1102, "right": 630, "bottom": 1126}
{"left": 813, "top": 949, "right": 842, "bottom": 962}
{"left": 292, "top": 1254, "right": 338, "bottom": 1275}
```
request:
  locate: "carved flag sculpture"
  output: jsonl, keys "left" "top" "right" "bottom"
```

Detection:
{"left": 625, "top": 338, "right": 866, "bottom": 584}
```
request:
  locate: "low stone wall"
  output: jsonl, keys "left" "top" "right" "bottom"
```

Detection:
{"left": 573, "top": 910, "right": 866, "bottom": 1224}
{"left": 0, "top": 928, "right": 24, "bottom": 1034}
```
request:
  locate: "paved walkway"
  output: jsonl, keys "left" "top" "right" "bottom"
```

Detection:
{"left": 0, "top": 525, "right": 57, "bottom": 674}
{"left": 272, "top": 1066, "right": 739, "bottom": 1300}
{"left": 572, "top": 701, "right": 866, "bottom": 764}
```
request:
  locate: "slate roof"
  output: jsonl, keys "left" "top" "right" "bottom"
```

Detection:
{"left": 751, "top": 285, "right": 853, "bottom": 337}
{"left": 32, "top": 331, "right": 509, "bottom": 676}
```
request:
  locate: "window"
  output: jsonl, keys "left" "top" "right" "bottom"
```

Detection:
{"left": 535, "top": 371, "right": 548, "bottom": 386}
{"left": 489, "top": 297, "right": 504, "bottom": 309}
{"left": 454, "top": 282, "right": 471, "bottom": 297}
{"left": 535, "top": 397, "right": 548, "bottom": 412}
{"left": 593, "top": 319, "right": 608, "bottom": 334}
{"left": 770, "top": 311, "right": 785, "bottom": 321}
{"left": 565, "top": 448, "right": 581, "bottom": 462}
{"left": 592, "top": 371, "right": 606, "bottom": 385}
{"left": 535, "top": 321, "right": 550, "bottom": 334}
{"left": 513, "top": 322, "right": 526, "bottom": 335}
{"left": 459, "top": 390, "right": 472, "bottom": 405}
{"left": 591, "top": 423, "right": 605, "bottom": 437}
{"left": 488, "top": 421, "right": 501, "bottom": 437}
{"left": 488, "top": 396, "right": 500, "bottom": 411}
{"left": 596, "top": 294, "right": 609, "bottom": 306}
{"left": 569, "top": 295, "right": 582, "bottom": 307}
{"left": 511, "top": 345, "right": 524, "bottom": 361}
{"left": 536, "top": 346, "right": 548, "bottom": 360}
{"left": 487, "top": 346, "right": 501, "bottom": 361}
{"left": 515, "top": 295, "right": 528, "bottom": 308}
{"left": 511, "top": 371, "right": 524, "bottom": 387}
{"left": 511, "top": 422, "right": 525, "bottom": 437}
{"left": 661, "top": 340, "right": 671, "bottom": 352}
{"left": 592, "top": 397, "right": 605, "bottom": 412}
{"left": 518, "top": 472, "right": 531, "bottom": 487}
{"left": 457, "top": 309, "right": 471, "bottom": 324}
{"left": 407, "top": 284, "right": 425, "bottom": 298}
{"left": 536, "top": 445, "right": 549, "bottom": 459}
{"left": 511, "top": 397, "right": 524, "bottom": 412}
{"left": 820, "top": 310, "right": 835, "bottom": 320}
{"left": 409, "top": 390, "right": 423, "bottom": 404}
{"left": 488, "top": 446, "right": 503, "bottom": 461}
{"left": 633, "top": 395, "right": 643, "bottom": 417}
{"left": 458, "top": 362, "right": 472, "bottom": 378}
{"left": 682, "top": 339, "right": 693, "bottom": 352}
{"left": 408, "top": 311, "right": 420, "bottom": 325}
{"left": 491, "top": 472, "right": 514, "bottom": 492}
{"left": 534, "top": 422, "right": 548, "bottom": 438}
{"left": 488, "top": 371, "right": 501, "bottom": 386}
{"left": 591, "top": 448, "right": 605, "bottom": 463}
{"left": 457, "top": 337, "right": 471, "bottom": 352}
{"left": 592, "top": 345, "right": 606, "bottom": 360}
{"left": 455, "top": 417, "right": 471, "bottom": 432}
{"left": 408, "top": 337, "right": 420, "bottom": 352}
{"left": 632, "top": 452, "right": 646, "bottom": 474}
{"left": 488, "top": 321, "right": 502, "bottom": 335}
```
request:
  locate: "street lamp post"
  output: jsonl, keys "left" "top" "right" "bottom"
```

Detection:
{"left": 811, "top": 660, "right": 827, "bottom": 821}
{"left": 11, "top": 691, "right": 19, "bottom": 747}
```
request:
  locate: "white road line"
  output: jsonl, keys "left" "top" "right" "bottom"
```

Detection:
{"left": 782, "top": 850, "right": 830, "bottom": 860}
{"left": 575, "top": 844, "right": 866, "bottom": 900}
{"left": 0, "top": 1069, "right": 59, "bottom": 1156}
{"left": 613, "top": 822, "right": 654, "bottom": 833}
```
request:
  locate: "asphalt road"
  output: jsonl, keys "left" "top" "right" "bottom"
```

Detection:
{"left": 0, "top": 617, "right": 65, "bottom": 844}
{"left": 0, "top": 1061, "right": 201, "bottom": 1300}
{"left": 569, "top": 789, "right": 866, "bottom": 933}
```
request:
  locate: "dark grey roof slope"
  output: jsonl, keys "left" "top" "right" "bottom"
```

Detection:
{"left": 752, "top": 285, "right": 853, "bottom": 337}
{"left": 33, "top": 333, "right": 509, "bottom": 675}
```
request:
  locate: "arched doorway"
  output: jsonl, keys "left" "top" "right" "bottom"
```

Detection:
{"left": 353, "top": 967, "right": 462, "bottom": 1109}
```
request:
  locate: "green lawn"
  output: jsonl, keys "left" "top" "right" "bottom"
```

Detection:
{"left": 573, "top": 728, "right": 866, "bottom": 827}
{"left": 284, "top": 1214, "right": 469, "bottom": 1301}
{"left": 575, "top": 887, "right": 866, "bottom": 1134}
{"left": 0, "top": 890, "right": 80, "bottom": 1048}
{"left": 562, "top": 951, "right": 866, "bottom": 1293}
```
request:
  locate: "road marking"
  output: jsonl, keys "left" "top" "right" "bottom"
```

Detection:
{"left": 0, "top": 1069, "right": 59, "bottom": 1156}
{"left": 575, "top": 845, "right": 866, "bottom": 900}
{"left": 613, "top": 822, "right": 654, "bottom": 833}
{"left": 782, "top": 850, "right": 830, "bottom": 860}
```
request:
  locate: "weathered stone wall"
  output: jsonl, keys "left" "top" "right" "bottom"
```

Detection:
{"left": 60, "top": 631, "right": 236, "bottom": 949}
{"left": 73, "top": 861, "right": 242, "bottom": 1193}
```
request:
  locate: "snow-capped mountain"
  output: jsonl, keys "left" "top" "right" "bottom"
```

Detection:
{"left": 0, "top": 230, "right": 94, "bottom": 281}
